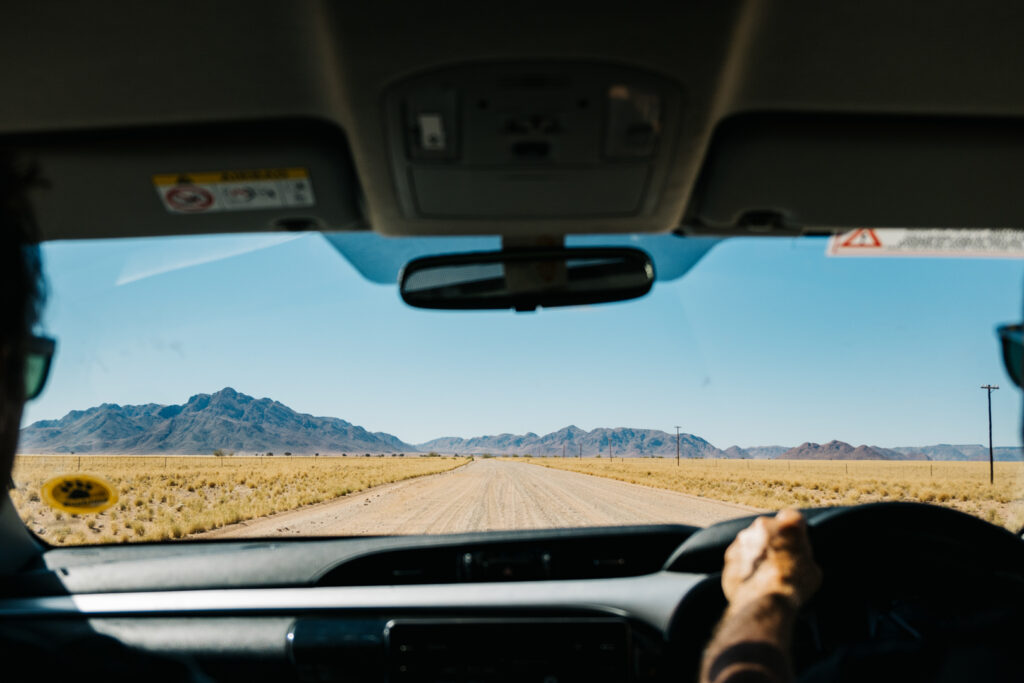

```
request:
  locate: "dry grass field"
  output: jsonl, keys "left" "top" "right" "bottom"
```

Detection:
{"left": 11, "top": 455, "right": 468, "bottom": 545}
{"left": 527, "top": 458, "right": 1024, "bottom": 531}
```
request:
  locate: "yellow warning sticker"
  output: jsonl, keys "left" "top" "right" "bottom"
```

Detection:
{"left": 41, "top": 474, "right": 118, "bottom": 515}
{"left": 152, "top": 167, "right": 315, "bottom": 214}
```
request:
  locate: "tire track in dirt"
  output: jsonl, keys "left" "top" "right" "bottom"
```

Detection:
{"left": 200, "top": 459, "right": 761, "bottom": 538}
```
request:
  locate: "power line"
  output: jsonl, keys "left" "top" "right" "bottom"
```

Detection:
{"left": 675, "top": 426, "right": 682, "bottom": 466}
{"left": 981, "top": 385, "right": 999, "bottom": 484}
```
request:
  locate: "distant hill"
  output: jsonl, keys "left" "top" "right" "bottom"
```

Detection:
{"left": 723, "top": 445, "right": 791, "bottom": 460}
{"left": 745, "top": 446, "right": 791, "bottom": 460}
{"left": 892, "top": 444, "right": 1023, "bottom": 462}
{"left": 778, "top": 440, "right": 929, "bottom": 461}
{"left": 418, "top": 425, "right": 722, "bottom": 458}
{"left": 19, "top": 388, "right": 415, "bottom": 455}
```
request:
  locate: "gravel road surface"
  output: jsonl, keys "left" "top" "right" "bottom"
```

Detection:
{"left": 201, "top": 459, "right": 760, "bottom": 538}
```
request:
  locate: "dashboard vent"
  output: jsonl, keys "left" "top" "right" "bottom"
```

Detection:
{"left": 316, "top": 526, "right": 694, "bottom": 586}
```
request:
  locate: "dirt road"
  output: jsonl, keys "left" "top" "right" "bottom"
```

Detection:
{"left": 201, "top": 459, "right": 760, "bottom": 538}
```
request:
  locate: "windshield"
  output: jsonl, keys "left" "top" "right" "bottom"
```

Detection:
{"left": 11, "top": 233, "right": 1024, "bottom": 544}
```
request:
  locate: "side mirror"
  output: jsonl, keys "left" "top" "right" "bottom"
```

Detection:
{"left": 399, "top": 247, "right": 654, "bottom": 312}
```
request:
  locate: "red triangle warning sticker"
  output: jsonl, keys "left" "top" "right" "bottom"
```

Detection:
{"left": 829, "top": 228, "right": 1024, "bottom": 258}
{"left": 839, "top": 229, "right": 882, "bottom": 248}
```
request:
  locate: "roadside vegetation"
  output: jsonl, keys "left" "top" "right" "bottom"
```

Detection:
{"left": 526, "top": 458, "right": 1024, "bottom": 531}
{"left": 11, "top": 455, "right": 468, "bottom": 545}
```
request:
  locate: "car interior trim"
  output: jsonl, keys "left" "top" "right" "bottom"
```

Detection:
{"left": 0, "top": 571, "right": 703, "bottom": 633}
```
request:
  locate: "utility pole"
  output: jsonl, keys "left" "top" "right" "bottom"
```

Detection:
{"left": 579, "top": 444, "right": 582, "bottom": 459}
{"left": 675, "top": 426, "right": 682, "bottom": 466}
{"left": 982, "top": 385, "right": 999, "bottom": 484}
{"left": 563, "top": 443, "right": 566, "bottom": 459}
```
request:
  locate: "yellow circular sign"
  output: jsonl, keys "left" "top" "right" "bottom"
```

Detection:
{"left": 40, "top": 474, "right": 118, "bottom": 515}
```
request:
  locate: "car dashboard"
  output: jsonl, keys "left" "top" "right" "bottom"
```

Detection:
{"left": 0, "top": 525, "right": 704, "bottom": 682}
{"left": 4, "top": 503, "right": 1023, "bottom": 682}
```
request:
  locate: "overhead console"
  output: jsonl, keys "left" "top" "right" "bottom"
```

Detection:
{"left": 384, "top": 63, "right": 682, "bottom": 226}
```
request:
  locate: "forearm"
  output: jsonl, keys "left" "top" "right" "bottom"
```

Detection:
{"left": 699, "top": 593, "right": 798, "bottom": 683}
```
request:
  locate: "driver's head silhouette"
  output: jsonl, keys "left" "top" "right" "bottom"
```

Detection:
{"left": 0, "top": 155, "right": 46, "bottom": 481}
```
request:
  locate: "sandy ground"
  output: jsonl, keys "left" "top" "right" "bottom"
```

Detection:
{"left": 199, "top": 459, "right": 760, "bottom": 538}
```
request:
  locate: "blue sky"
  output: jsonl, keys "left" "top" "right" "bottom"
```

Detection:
{"left": 21, "top": 233, "right": 1023, "bottom": 449}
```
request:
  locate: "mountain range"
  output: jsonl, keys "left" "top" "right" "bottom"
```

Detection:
{"left": 723, "top": 445, "right": 790, "bottom": 460}
{"left": 419, "top": 425, "right": 720, "bottom": 458}
{"left": 724, "top": 441, "right": 1022, "bottom": 462}
{"left": 19, "top": 388, "right": 414, "bottom": 455}
{"left": 17, "top": 388, "right": 1023, "bottom": 460}
{"left": 775, "top": 440, "right": 927, "bottom": 461}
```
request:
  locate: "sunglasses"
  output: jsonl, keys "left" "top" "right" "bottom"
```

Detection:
{"left": 25, "top": 335, "right": 55, "bottom": 401}
{"left": 998, "top": 323, "right": 1023, "bottom": 390}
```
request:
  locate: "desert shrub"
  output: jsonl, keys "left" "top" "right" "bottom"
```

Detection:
{"left": 525, "top": 458, "right": 1024, "bottom": 531}
{"left": 11, "top": 455, "right": 468, "bottom": 545}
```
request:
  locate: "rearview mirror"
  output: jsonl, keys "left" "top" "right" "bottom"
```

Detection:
{"left": 400, "top": 247, "right": 654, "bottom": 311}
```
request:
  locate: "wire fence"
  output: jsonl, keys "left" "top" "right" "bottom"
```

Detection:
{"left": 14, "top": 454, "right": 1024, "bottom": 482}
{"left": 13, "top": 454, "right": 417, "bottom": 472}
{"left": 529, "top": 455, "right": 1024, "bottom": 482}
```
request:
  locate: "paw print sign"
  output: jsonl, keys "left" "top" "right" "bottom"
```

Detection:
{"left": 41, "top": 474, "right": 118, "bottom": 514}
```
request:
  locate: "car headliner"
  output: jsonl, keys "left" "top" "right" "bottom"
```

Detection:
{"left": 3, "top": 1, "right": 1024, "bottom": 243}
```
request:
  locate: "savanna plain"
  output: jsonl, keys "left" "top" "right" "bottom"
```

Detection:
{"left": 527, "top": 457, "right": 1024, "bottom": 531}
{"left": 11, "top": 455, "right": 467, "bottom": 544}
{"left": 9, "top": 455, "right": 1024, "bottom": 545}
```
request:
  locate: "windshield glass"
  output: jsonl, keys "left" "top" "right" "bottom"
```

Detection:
{"left": 11, "top": 233, "right": 1024, "bottom": 544}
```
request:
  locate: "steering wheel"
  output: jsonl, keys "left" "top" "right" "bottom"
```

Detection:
{"left": 663, "top": 503, "right": 1024, "bottom": 682}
